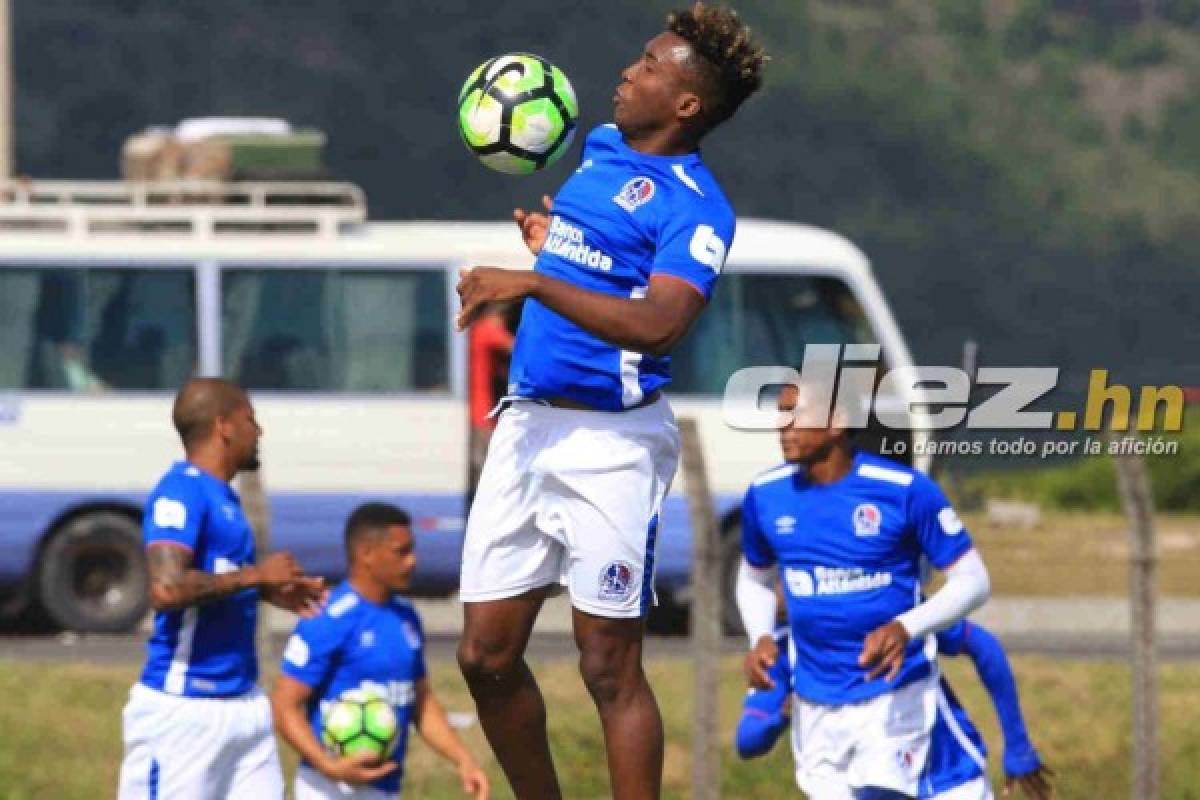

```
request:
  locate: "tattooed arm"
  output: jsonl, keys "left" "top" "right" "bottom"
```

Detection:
{"left": 146, "top": 544, "right": 305, "bottom": 611}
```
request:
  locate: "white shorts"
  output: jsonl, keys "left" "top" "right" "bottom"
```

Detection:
{"left": 790, "top": 671, "right": 938, "bottom": 799}
{"left": 117, "top": 683, "right": 283, "bottom": 800}
{"left": 931, "top": 776, "right": 993, "bottom": 800}
{"left": 460, "top": 395, "right": 679, "bottom": 618}
{"left": 295, "top": 765, "right": 398, "bottom": 800}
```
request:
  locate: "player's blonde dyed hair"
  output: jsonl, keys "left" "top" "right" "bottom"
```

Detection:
{"left": 666, "top": 2, "right": 768, "bottom": 127}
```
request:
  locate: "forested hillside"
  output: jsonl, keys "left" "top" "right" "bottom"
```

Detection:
{"left": 13, "top": 0, "right": 1200, "bottom": 399}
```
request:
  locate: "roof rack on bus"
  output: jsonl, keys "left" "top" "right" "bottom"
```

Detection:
{"left": 0, "top": 180, "right": 366, "bottom": 238}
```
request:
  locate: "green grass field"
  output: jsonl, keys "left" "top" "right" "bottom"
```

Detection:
{"left": 961, "top": 511, "right": 1200, "bottom": 596}
{"left": 3, "top": 655, "right": 1199, "bottom": 799}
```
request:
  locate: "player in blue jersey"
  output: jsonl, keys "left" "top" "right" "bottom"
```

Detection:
{"left": 734, "top": 622, "right": 1054, "bottom": 800}
{"left": 117, "top": 378, "right": 325, "bottom": 800}
{"left": 453, "top": 5, "right": 767, "bottom": 798}
{"left": 272, "top": 503, "right": 489, "bottom": 800}
{"left": 736, "top": 382, "right": 993, "bottom": 799}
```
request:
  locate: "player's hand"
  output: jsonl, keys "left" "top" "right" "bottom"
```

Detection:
{"left": 512, "top": 194, "right": 553, "bottom": 255}
{"left": 249, "top": 552, "right": 305, "bottom": 589}
{"left": 457, "top": 760, "right": 490, "bottom": 799}
{"left": 859, "top": 620, "right": 910, "bottom": 682}
{"left": 262, "top": 576, "right": 326, "bottom": 618}
{"left": 743, "top": 634, "right": 778, "bottom": 690}
{"left": 322, "top": 751, "right": 399, "bottom": 785}
{"left": 456, "top": 267, "right": 538, "bottom": 331}
{"left": 1004, "top": 763, "right": 1055, "bottom": 800}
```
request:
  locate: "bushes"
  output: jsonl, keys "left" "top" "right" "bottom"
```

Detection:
{"left": 966, "top": 416, "right": 1200, "bottom": 511}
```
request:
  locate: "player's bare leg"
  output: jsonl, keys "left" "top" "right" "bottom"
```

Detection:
{"left": 573, "top": 607, "right": 663, "bottom": 800}
{"left": 457, "top": 587, "right": 562, "bottom": 800}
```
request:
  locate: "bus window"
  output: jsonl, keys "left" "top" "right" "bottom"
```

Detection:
{"left": 670, "top": 273, "right": 876, "bottom": 396}
{"left": 0, "top": 266, "right": 197, "bottom": 391}
{"left": 221, "top": 268, "right": 448, "bottom": 392}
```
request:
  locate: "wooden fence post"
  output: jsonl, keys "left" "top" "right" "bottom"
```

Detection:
{"left": 237, "top": 469, "right": 272, "bottom": 660}
{"left": 1112, "top": 436, "right": 1159, "bottom": 800}
{"left": 679, "top": 416, "right": 721, "bottom": 800}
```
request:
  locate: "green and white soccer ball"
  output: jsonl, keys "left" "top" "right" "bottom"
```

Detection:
{"left": 321, "top": 687, "right": 398, "bottom": 760}
{"left": 458, "top": 53, "right": 579, "bottom": 175}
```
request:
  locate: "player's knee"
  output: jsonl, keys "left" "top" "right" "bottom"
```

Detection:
{"left": 578, "top": 641, "right": 639, "bottom": 708}
{"left": 456, "top": 636, "right": 520, "bottom": 684}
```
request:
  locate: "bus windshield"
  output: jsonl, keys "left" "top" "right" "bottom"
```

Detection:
{"left": 670, "top": 273, "right": 877, "bottom": 396}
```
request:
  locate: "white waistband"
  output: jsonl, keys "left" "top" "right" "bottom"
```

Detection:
{"left": 132, "top": 682, "right": 264, "bottom": 703}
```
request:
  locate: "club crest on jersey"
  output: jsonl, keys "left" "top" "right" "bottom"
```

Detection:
{"left": 613, "top": 176, "right": 655, "bottom": 212}
{"left": 598, "top": 560, "right": 636, "bottom": 601}
{"left": 852, "top": 503, "right": 882, "bottom": 536}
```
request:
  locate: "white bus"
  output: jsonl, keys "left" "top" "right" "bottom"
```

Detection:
{"left": 0, "top": 180, "right": 926, "bottom": 632}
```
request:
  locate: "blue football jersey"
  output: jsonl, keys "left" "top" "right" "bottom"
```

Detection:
{"left": 941, "top": 619, "right": 1043, "bottom": 779}
{"left": 921, "top": 675, "right": 989, "bottom": 795}
{"left": 741, "top": 452, "right": 974, "bottom": 705}
{"left": 922, "top": 622, "right": 990, "bottom": 794}
{"left": 507, "top": 124, "right": 735, "bottom": 410}
{"left": 139, "top": 461, "right": 259, "bottom": 698}
{"left": 282, "top": 582, "right": 428, "bottom": 794}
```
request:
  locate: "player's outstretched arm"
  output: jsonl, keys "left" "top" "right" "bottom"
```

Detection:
{"left": 270, "top": 675, "right": 399, "bottom": 786}
{"left": 1004, "top": 764, "right": 1056, "bottom": 800}
{"left": 860, "top": 549, "right": 991, "bottom": 681}
{"left": 146, "top": 545, "right": 310, "bottom": 611}
{"left": 959, "top": 623, "right": 1053, "bottom": 799}
{"left": 457, "top": 269, "right": 704, "bottom": 357}
{"left": 736, "top": 558, "right": 781, "bottom": 689}
{"left": 896, "top": 549, "right": 990, "bottom": 641}
{"left": 413, "top": 679, "right": 490, "bottom": 799}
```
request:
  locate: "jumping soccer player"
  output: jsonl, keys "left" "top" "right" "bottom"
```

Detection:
{"left": 272, "top": 503, "right": 489, "bottom": 800}
{"left": 735, "top": 622, "right": 1055, "bottom": 800}
{"left": 117, "top": 378, "right": 325, "bottom": 799}
{"left": 453, "top": 4, "right": 767, "bottom": 798}
{"left": 736, "top": 383, "right": 992, "bottom": 799}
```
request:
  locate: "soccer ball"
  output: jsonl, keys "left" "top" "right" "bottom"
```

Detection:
{"left": 457, "top": 53, "right": 579, "bottom": 175}
{"left": 321, "top": 687, "right": 398, "bottom": 760}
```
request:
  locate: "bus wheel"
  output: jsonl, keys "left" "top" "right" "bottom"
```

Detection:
{"left": 37, "top": 512, "right": 149, "bottom": 633}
